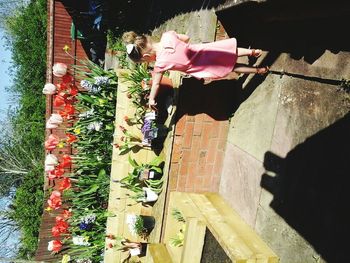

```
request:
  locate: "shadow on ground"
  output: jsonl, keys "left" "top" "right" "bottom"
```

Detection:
{"left": 217, "top": 0, "right": 350, "bottom": 65}
{"left": 261, "top": 113, "right": 350, "bottom": 263}
{"left": 174, "top": 74, "right": 268, "bottom": 122}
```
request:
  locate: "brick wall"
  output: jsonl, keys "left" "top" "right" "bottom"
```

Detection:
{"left": 167, "top": 20, "right": 230, "bottom": 193}
{"left": 35, "top": 0, "right": 88, "bottom": 260}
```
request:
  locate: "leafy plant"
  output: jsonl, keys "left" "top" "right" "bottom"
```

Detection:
{"left": 170, "top": 208, "right": 186, "bottom": 247}
{"left": 118, "top": 156, "right": 163, "bottom": 194}
{"left": 171, "top": 208, "right": 185, "bottom": 223}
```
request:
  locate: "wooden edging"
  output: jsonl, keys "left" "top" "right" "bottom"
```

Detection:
{"left": 104, "top": 69, "right": 181, "bottom": 263}
{"left": 163, "top": 192, "right": 279, "bottom": 263}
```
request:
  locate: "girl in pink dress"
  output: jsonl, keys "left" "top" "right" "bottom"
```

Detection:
{"left": 123, "top": 31, "right": 269, "bottom": 110}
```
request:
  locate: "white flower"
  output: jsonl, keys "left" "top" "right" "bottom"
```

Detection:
{"left": 94, "top": 76, "right": 110, "bottom": 86}
{"left": 47, "top": 241, "right": 54, "bottom": 251}
{"left": 78, "top": 109, "right": 94, "bottom": 119}
{"left": 46, "top": 120, "right": 58, "bottom": 129}
{"left": 50, "top": 114, "right": 64, "bottom": 124}
{"left": 72, "top": 236, "right": 90, "bottom": 246}
{"left": 53, "top": 62, "right": 68, "bottom": 77}
{"left": 43, "top": 83, "right": 57, "bottom": 95}
{"left": 75, "top": 259, "right": 92, "bottom": 263}
{"left": 45, "top": 154, "right": 58, "bottom": 172}
{"left": 45, "top": 154, "right": 58, "bottom": 166}
{"left": 80, "top": 80, "right": 100, "bottom": 93}
{"left": 87, "top": 121, "right": 102, "bottom": 131}
{"left": 126, "top": 214, "right": 137, "bottom": 236}
{"left": 46, "top": 114, "right": 63, "bottom": 129}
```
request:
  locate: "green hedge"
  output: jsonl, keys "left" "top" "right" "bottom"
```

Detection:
{"left": 2, "top": 0, "right": 47, "bottom": 259}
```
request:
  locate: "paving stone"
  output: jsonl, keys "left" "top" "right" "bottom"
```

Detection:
{"left": 227, "top": 74, "right": 281, "bottom": 162}
{"left": 219, "top": 142, "right": 264, "bottom": 227}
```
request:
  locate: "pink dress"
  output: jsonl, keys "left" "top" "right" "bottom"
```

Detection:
{"left": 154, "top": 31, "right": 237, "bottom": 79}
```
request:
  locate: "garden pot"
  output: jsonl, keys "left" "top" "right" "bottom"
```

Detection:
{"left": 139, "top": 169, "right": 150, "bottom": 181}
{"left": 143, "top": 187, "right": 158, "bottom": 202}
{"left": 138, "top": 169, "right": 162, "bottom": 181}
{"left": 141, "top": 215, "right": 155, "bottom": 233}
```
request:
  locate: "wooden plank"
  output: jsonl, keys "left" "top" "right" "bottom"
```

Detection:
{"left": 180, "top": 217, "right": 206, "bottom": 263}
{"left": 105, "top": 69, "right": 181, "bottom": 263}
{"left": 148, "top": 244, "right": 173, "bottom": 263}
{"left": 204, "top": 193, "right": 279, "bottom": 263}
{"left": 188, "top": 193, "right": 253, "bottom": 261}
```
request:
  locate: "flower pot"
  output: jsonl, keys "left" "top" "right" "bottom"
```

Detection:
{"left": 138, "top": 169, "right": 150, "bottom": 181}
{"left": 138, "top": 169, "right": 162, "bottom": 181}
{"left": 143, "top": 187, "right": 158, "bottom": 202}
{"left": 141, "top": 215, "right": 155, "bottom": 233}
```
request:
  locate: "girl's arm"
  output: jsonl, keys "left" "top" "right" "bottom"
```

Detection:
{"left": 148, "top": 72, "right": 163, "bottom": 110}
{"left": 177, "top": 33, "right": 190, "bottom": 43}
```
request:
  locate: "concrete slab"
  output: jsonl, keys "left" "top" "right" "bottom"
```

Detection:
{"left": 227, "top": 74, "right": 281, "bottom": 162}
{"left": 271, "top": 76, "right": 350, "bottom": 158}
{"left": 219, "top": 142, "right": 264, "bottom": 227}
{"left": 152, "top": 9, "right": 217, "bottom": 44}
{"left": 255, "top": 190, "right": 326, "bottom": 263}
{"left": 270, "top": 51, "right": 350, "bottom": 81}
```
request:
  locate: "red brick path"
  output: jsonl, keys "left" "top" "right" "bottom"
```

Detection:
{"left": 167, "top": 20, "right": 230, "bottom": 193}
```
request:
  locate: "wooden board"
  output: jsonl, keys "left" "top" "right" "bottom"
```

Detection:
{"left": 104, "top": 69, "right": 181, "bottom": 263}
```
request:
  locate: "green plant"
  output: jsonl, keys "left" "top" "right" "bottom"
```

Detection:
{"left": 134, "top": 216, "right": 146, "bottom": 237}
{"left": 121, "top": 63, "right": 152, "bottom": 122}
{"left": 171, "top": 208, "right": 185, "bottom": 223}
{"left": 170, "top": 208, "right": 186, "bottom": 247}
{"left": 118, "top": 156, "right": 163, "bottom": 194}
{"left": 170, "top": 229, "right": 185, "bottom": 247}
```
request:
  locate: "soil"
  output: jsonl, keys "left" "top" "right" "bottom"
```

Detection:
{"left": 201, "top": 228, "right": 231, "bottom": 263}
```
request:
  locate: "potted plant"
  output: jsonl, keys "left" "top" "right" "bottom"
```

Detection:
{"left": 126, "top": 214, "right": 155, "bottom": 238}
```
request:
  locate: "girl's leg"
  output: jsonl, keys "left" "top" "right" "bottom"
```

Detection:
{"left": 233, "top": 65, "right": 269, "bottom": 74}
{"left": 237, "top": 47, "right": 262, "bottom": 57}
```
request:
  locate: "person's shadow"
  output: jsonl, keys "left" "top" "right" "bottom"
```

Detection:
{"left": 174, "top": 73, "right": 269, "bottom": 122}
{"left": 261, "top": 113, "right": 350, "bottom": 263}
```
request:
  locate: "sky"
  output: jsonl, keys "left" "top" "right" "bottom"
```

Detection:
{"left": 0, "top": 28, "right": 12, "bottom": 120}
{"left": 0, "top": 28, "right": 19, "bottom": 258}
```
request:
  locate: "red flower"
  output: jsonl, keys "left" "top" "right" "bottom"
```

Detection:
{"left": 51, "top": 217, "right": 69, "bottom": 237}
{"left": 55, "top": 216, "right": 65, "bottom": 223}
{"left": 124, "top": 116, "right": 129, "bottom": 121}
{"left": 48, "top": 239, "right": 63, "bottom": 252}
{"left": 59, "top": 177, "right": 71, "bottom": 191}
{"left": 62, "top": 74, "right": 73, "bottom": 84}
{"left": 62, "top": 209, "right": 72, "bottom": 219}
{"left": 66, "top": 133, "right": 77, "bottom": 144}
{"left": 114, "top": 143, "right": 120, "bottom": 148}
{"left": 60, "top": 154, "right": 72, "bottom": 168}
{"left": 47, "top": 191, "right": 62, "bottom": 210}
{"left": 106, "top": 234, "right": 115, "bottom": 239}
{"left": 51, "top": 226, "right": 61, "bottom": 237}
{"left": 108, "top": 243, "right": 114, "bottom": 248}
{"left": 45, "top": 134, "right": 60, "bottom": 151}
{"left": 53, "top": 95, "right": 66, "bottom": 107}
{"left": 56, "top": 83, "right": 67, "bottom": 91}
{"left": 64, "top": 104, "right": 75, "bottom": 115}
{"left": 48, "top": 164, "right": 65, "bottom": 179}
{"left": 69, "top": 85, "right": 79, "bottom": 96}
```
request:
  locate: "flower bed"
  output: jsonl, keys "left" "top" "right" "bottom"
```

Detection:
{"left": 43, "top": 58, "right": 118, "bottom": 262}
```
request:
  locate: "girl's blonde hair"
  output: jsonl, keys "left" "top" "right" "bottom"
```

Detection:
{"left": 122, "top": 31, "right": 149, "bottom": 62}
